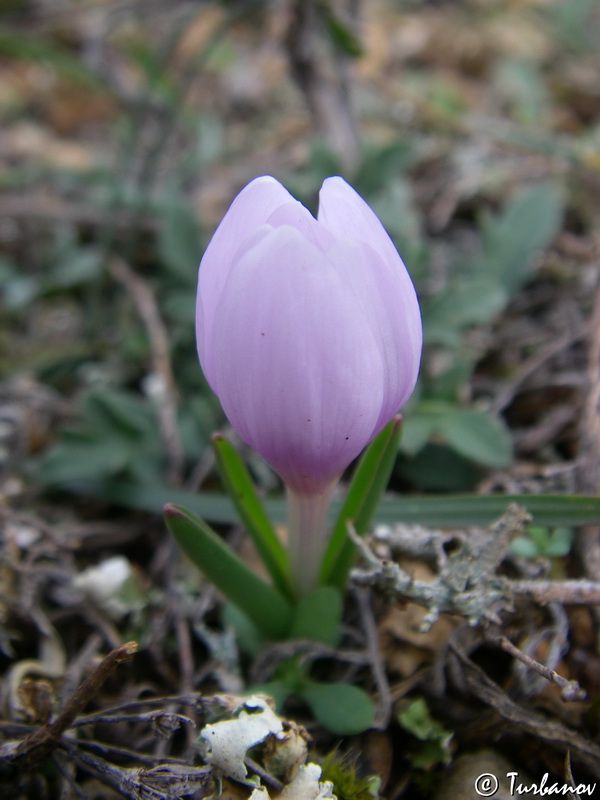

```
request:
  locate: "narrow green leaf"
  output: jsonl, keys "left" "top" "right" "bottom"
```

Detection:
{"left": 300, "top": 681, "right": 374, "bottom": 735}
{"left": 289, "top": 587, "right": 342, "bottom": 646}
{"left": 318, "top": 1, "right": 363, "bottom": 57}
{"left": 212, "top": 434, "right": 292, "bottom": 600}
{"left": 319, "top": 417, "right": 402, "bottom": 588}
{"left": 69, "top": 480, "right": 600, "bottom": 531}
{"left": 163, "top": 503, "right": 292, "bottom": 640}
{"left": 374, "top": 494, "right": 600, "bottom": 528}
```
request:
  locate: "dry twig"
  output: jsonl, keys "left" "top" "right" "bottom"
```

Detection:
{"left": 285, "top": 0, "right": 360, "bottom": 171}
{"left": 577, "top": 256, "right": 600, "bottom": 597}
{"left": 495, "top": 635, "right": 586, "bottom": 702}
{"left": 354, "top": 587, "right": 392, "bottom": 729}
{"left": 5, "top": 641, "right": 137, "bottom": 771}
{"left": 352, "top": 505, "right": 600, "bottom": 628}
{"left": 449, "top": 643, "right": 600, "bottom": 779}
{"left": 108, "top": 256, "right": 184, "bottom": 486}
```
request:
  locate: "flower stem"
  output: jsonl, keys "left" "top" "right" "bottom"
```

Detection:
{"left": 286, "top": 481, "right": 337, "bottom": 596}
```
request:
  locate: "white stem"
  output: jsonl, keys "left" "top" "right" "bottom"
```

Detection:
{"left": 286, "top": 481, "right": 337, "bottom": 596}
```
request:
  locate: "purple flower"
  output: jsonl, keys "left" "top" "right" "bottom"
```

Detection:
{"left": 197, "top": 175, "right": 422, "bottom": 497}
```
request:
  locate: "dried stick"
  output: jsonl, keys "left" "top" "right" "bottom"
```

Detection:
{"left": 285, "top": 0, "right": 360, "bottom": 171}
{"left": 109, "top": 256, "right": 184, "bottom": 485}
{"left": 354, "top": 587, "right": 392, "bottom": 729}
{"left": 0, "top": 195, "right": 159, "bottom": 232}
{"left": 511, "top": 578, "right": 600, "bottom": 605}
{"left": 577, "top": 257, "right": 600, "bottom": 596}
{"left": 492, "top": 327, "right": 587, "bottom": 414}
{"left": 495, "top": 635, "right": 586, "bottom": 702}
{"left": 10, "top": 642, "right": 137, "bottom": 771}
{"left": 351, "top": 506, "right": 600, "bottom": 626}
{"left": 450, "top": 643, "right": 600, "bottom": 779}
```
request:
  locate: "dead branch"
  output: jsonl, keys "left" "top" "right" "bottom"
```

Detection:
{"left": 5, "top": 642, "right": 137, "bottom": 771}
{"left": 511, "top": 578, "right": 600, "bottom": 605}
{"left": 577, "top": 254, "right": 600, "bottom": 604}
{"left": 109, "top": 256, "right": 184, "bottom": 486}
{"left": 285, "top": 0, "right": 360, "bottom": 171}
{"left": 495, "top": 635, "right": 586, "bottom": 702}
{"left": 351, "top": 504, "right": 531, "bottom": 628}
{"left": 352, "top": 505, "right": 600, "bottom": 630}
{"left": 354, "top": 587, "right": 392, "bottom": 730}
{"left": 449, "top": 642, "right": 600, "bottom": 779}
{"left": 0, "top": 194, "right": 159, "bottom": 233}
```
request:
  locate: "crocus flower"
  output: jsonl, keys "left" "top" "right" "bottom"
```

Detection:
{"left": 196, "top": 176, "right": 422, "bottom": 593}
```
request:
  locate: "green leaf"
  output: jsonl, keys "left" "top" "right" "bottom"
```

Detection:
{"left": 320, "top": 417, "right": 402, "bottom": 589}
{"left": 510, "top": 525, "right": 574, "bottom": 559}
{"left": 510, "top": 535, "right": 541, "bottom": 559}
{"left": 495, "top": 57, "right": 549, "bottom": 125}
{"left": 0, "top": 28, "right": 106, "bottom": 88}
{"left": 289, "top": 586, "right": 342, "bottom": 646}
{"left": 82, "top": 389, "right": 156, "bottom": 441}
{"left": 48, "top": 246, "right": 104, "bottom": 290}
{"left": 402, "top": 403, "right": 513, "bottom": 468}
{"left": 68, "top": 480, "right": 600, "bottom": 531}
{"left": 437, "top": 409, "right": 513, "bottom": 468}
{"left": 354, "top": 140, "right": 417, "bottom": 197}
{"left": 37, "top": 435, "right": 131, "bottom": 485}
{"left": 398, "top": 443, "right": 481, "bottom": 492}
{"left": 553, "top": 0, "right": 597, "bottom": 52}
{"left": 374, "top": 494, "right": 600, "bottom": 528}
{"left": 300, "top": 681, "right": 374, "bottom": 735}
{"left": 158, "top": 193, "right": 203, "bottom": 282}
{"left": 400, "top": 415, "right": 439, "bottom": 456}
{"left": 221, "top": 602, "right": 264, "bottom": 657}
{"left": 397, "top": 697, "right": 453, "bottom": 768}
{"left": 546, "top": 526, "right": 574, "bottom": 557}
{"left": 423, "top": 275, "right": 508, "bottom": 344}
{"left": 163, "top": 504, "right": 292, "bottom": 640}
{"left": 212, "top": 434, "right": 292, "bottom": 600}
{"left": 250, "top": 680, "right": 292, "bottom": 711}
{"left": 318, "top": 1, "right": 363, "bottom": 57}
{"left": 480, "top": 182, "right": 564, "bottom": 294}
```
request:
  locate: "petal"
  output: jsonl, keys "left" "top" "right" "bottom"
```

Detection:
{"left": 211, "top": 225, "right": 386, "bottom": 494}
{"left": 325, "top": 237, "right": 422, "bottom": 431}
{"left": 266, "top": 201, "right": 335, "bottom": 252}
{"left": 197, "top": 176, "right": 294, "bottom": 387}
{"left": 318, "top": 176, "right": 404, "bottom": 270}
{"left": 319, "top": 176, "right": 422, "bottom": 430}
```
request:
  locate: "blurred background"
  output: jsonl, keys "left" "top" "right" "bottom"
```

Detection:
{"left": 1, "top": 0, "right": 599, "bottom": 510}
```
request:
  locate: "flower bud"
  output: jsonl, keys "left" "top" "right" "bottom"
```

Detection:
{"left": 197, "top": 176, "right": 422, "bottom": 497}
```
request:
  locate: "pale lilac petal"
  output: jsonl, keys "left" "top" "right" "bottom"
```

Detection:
{"left": 266, "top": 202, "right": 335, "bottom": 252}
{"left": 319, "top": 177, "right": 422, "bottom": 429}
{"left": 197, "top": 176, "right": 293, "bottom": 387}
{"left": 325, "top": 236, "right": 422, "bottom": 431}
{"left": 211, "top": 225, "right": 385, "bottom": 494}
{"left": 318, "top": 176, "right": 405, "bottom": 271}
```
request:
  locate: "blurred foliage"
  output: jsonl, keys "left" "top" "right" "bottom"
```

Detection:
{"left": 397, "top": 697, "right": 454, "bottom": 769}
{"left": 510, "top": 525, "right": 574, "bottom": 560}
